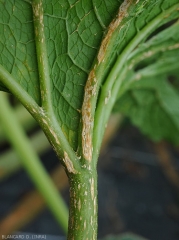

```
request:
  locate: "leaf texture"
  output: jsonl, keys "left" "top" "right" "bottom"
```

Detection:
{"left": 0, "top": 1, "right": 40, "bottom": 102}
{"left": 0, "top": 0, "right": 121, "bottom": 149}
{"left": 114, "top": 21, "right": 179, "bottom": 144}
{"left": 0, "top": 0, "right": 179, "bottom": 150}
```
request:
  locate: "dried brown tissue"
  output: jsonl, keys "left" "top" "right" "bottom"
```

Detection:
{"left": 97, "top": 0, "right": 133, "bottom": 63}
{"left": 81, "top": 0, "right": 133, "bottom": 161}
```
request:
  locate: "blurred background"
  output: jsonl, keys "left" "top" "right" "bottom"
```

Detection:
{"left": 0, "top": 96, "right": 179, "bottom": 240}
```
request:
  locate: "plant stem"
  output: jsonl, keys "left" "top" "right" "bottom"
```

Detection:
{"left": 67, "top": 167, "right": 98, "bottom": 240}
{"left": 0, "top": 92, "right": 68, "bottom": 233}
{"left": 0, "top": 103, "right": 37, "bottom": 143}
{"left": 93, "top": 3, "right": 179, "bottom": 161}
{"left": 0, "top": 130, "right": 50, "bottom": 180}
{"left": 32, "top": 0, "right": 53, "bottom": 112}
{"left": 0, "top": 65, "right": 41, "bottom": 117}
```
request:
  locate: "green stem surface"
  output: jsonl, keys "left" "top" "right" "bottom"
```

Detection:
{"left": 32, "top": 0, "right": 53, "bottom": 112}
{"left": 67, "top": 167, "right": 98, "bottom": 240}
{"left": 93, "top": 3, "right": 179, "bottom": 161}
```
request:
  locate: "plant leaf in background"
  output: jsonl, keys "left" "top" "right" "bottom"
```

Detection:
{"left": 114, "top": 20, "right": 179, "bottom": 145}
{"left": 0, "top": 1, "right": 40, "bottom": 102}
{"left": 0, "top": 0, "right": 179, "bottom": 238}
{"left": 0, "top": 0, "right": 179, "bottom": 154}
{"left": 0, "top": 0, "right": 122, "bottom": 150}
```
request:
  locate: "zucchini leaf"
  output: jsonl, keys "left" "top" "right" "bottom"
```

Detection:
{"left": 114, "top": 21, "right": 179, "bottom": 144}
{"left": 0, "top": 0, "right": 122, "bottom": 150}
{"left": 0, "top": 0, "right": 179, "bottom": 151}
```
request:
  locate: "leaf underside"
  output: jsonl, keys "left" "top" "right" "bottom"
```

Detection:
{"left": 114, "top": 20, "right": 179, "bottom": 144}
{"left": 0, "top": 0, "right": 179, "bottom": 149}
{"left": 0, "top": 0, "right": 122, "bottom": 149}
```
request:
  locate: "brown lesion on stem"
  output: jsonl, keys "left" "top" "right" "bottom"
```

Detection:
{"left": 32, "top": 1, "right": 44, "bottom": 29}
{"left": 63, "top": 151, "right": 78, "bottom": 174}
{"left": 81, "top": 0, "right": 134, "bottom": 162}
{"left": 97, "top": 0, "right": 134, "bottom": 63}
{"left": 82, "top": 68, "right": 97, "bottom": 162}
{"left": 67, "top": 171, "right": 98, "bottom": 240}
{"left": 32, "top": 0, "right": 53, "bottom": 110}
{"left": 32, "top": 0, "right": 45, "bottom": 61}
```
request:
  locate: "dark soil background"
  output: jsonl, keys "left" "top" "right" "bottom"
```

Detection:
{"left": 0, "top": 124, "right": 179, "bottom": 240}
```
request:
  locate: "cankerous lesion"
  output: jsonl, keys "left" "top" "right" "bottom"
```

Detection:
{"left": 81, "top": 68, "right": 97, "bottom": 162}
{"left": 81, "top": 0, "right": 134, "bottom": 162}
{"left": 63, "top": 151, "right": 77, "bottom": 174}
{"left": 97, "top": 0, "right": 133, "bottom": 64}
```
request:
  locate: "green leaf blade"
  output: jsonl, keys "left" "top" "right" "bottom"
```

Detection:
{"left": 42, "top": 0, "right": 123, "bottom": 149}
{"left": 115, "top": 76, "right": 179, "bottom": 145}
{"left": 113, "top": 17, "right": 179, "bottom": 145}
{"left": 0, "top": 0, "right": 179, "bottom": 151}
{"left": 0, "top": 0, "right": 40, "bottom": 103}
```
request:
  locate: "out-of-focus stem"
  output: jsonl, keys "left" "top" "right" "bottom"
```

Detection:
{"left": 0, "top": 130, "right": 50, "bottom": 180}
{"left": 0, "top": 92, "right": 68, "bottom": 233}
